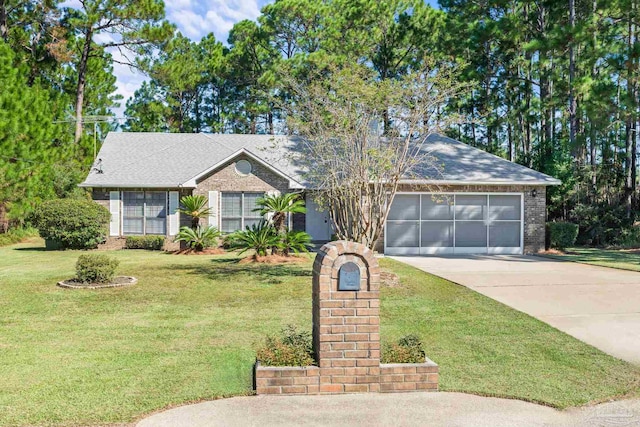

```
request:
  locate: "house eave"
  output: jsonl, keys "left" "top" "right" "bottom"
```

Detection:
{"left": 78, "top": 183, "right": 195, "bottom": 189}
{"left": 397, "top": 179, "right": 562, "bottom": 186}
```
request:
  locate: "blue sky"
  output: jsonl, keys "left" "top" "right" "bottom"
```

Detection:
{"left": 62, "top": 0, "right": 439, "bottom": 117}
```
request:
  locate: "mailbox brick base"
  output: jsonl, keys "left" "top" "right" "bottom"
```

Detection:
{"left": 255, "top": 241, "right": 439, "bottom": 396}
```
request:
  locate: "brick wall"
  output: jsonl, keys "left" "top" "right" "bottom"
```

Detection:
{"left": 374, "top": 184, "right": 548, "bottom": 254}
{"left": 193, "top": 154, "right": 290, "bottom": 195}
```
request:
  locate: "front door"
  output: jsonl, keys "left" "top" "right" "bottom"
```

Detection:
{"left": 305, "top": 195, "right": 332, "bottom": 242}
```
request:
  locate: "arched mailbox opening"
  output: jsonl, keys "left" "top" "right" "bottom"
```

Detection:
{"left": 338, "top": 262, "right": 360, "bottom": 291}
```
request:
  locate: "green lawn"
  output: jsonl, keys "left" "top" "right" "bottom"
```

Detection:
{"left": 1, "top": 239, "right": 639, "bottom": 426}
{"left": 541, "top": 247, "right": 640, "bottom": 272}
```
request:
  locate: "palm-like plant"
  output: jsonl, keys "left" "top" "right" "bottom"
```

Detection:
{"left": 255, "top": 193, "right": 306, "bottom": 236}
{"left": 178, "top": 195, "right": 211, "bottom": 229}
{"left": 174, "top": 226, "right": 221, "bottom": 251}
{"left": 229, "top": 221, "right": 281, "bottom": 259}
{"left": 281, "top": 229, "right": 313, "bottom": 256}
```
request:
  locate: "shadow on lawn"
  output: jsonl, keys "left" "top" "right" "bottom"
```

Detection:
{"left": 164, "top": 259, "right": 313, "bottom": 284}
{"left": 549, "top": 248, "right": 640, "bottom": 269}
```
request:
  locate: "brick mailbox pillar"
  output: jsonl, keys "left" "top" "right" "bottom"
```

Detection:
{"left": 312, "top": 241, "right": 381, "bottom": 393}
{"left": 255, "top": 240, "right": 438, "bottom": 395}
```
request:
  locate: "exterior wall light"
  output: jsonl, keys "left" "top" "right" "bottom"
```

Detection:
{"left": 530, "top": 189, "right": 537, "bottom": 198}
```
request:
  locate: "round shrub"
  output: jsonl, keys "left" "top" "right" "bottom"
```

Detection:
{"left": 547, "top": 221, "right": 579, "bottom": 250}
{"left": 381, "top": 334, "right": 426, "bottom": 364}
{"left": 256, "top": 325, "right": 315, "bottom": 366}
{"left": 31, "top": 199, "right": 110, "bottom": 249}
{"left": 76, "top": 254, "right": 119, "bottom": 284}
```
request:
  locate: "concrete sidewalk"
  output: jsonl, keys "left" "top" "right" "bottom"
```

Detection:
{"left": 136, "top": 392, "right": 640, "bottom": 427}
{"left": 392, "top": 255, "right": 640, "bottom": 364}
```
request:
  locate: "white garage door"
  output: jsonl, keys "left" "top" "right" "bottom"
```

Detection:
{"left": 385, "top": 193, "right": 523, "bottom": 255}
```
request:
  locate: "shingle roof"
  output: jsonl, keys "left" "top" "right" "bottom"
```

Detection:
{"left": 80, "top": 132, "right": 560, "bottom": 188}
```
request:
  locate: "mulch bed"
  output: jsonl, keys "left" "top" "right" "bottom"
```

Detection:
{"left": 57, "top": 276, "right": 137, "bottom": 289}
{"left": 380, "top": 271, "right": 401, "bottom": 288}
{"left": 167, "top": 248, "right": 226, "bottom": 255}
{"left": 239, "top": 254, "right": 308, "bottom": 264}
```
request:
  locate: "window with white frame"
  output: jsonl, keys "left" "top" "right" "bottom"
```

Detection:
{"left": 122, "top": 191, "right": 167, "bottom": 235}
{"left": 220, "top": 192, "right": 265, "bottom": 232}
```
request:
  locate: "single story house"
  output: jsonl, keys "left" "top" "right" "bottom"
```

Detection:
{"left": 80, "top": 132, "right": 560, "bottom": 255}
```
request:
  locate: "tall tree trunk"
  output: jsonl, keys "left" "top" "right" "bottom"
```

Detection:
{"left": 75, "top": 29, "right": 93, "bottom": 144}
{"left": 568, "top": 0, "right": 578, "bottom": 163}
{"left": 0, "top": 0, "right": 8, "bottom": 42}
{"left": 625, "top": 3, "right": 637, "bottom": 218}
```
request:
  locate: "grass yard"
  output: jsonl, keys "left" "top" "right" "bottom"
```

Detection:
{"left": 542, "top": 247, "right": 640, "bottom": 272}
{"left": 1, "top": 239, "right": 639, "bottom": 426}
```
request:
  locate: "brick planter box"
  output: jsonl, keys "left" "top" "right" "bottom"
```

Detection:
{"left": 379, "top": 357, "right": 439, "bottom": 392}
{"left": 254, "top": 357, "right": 438, "bottom": 395}
{"left": 254, "top": 362, "right": 320, "bottom": 395}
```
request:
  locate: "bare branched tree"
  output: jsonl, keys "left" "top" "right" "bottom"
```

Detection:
{"left": 280, "top": 60, "right": 469, "bottom": 249}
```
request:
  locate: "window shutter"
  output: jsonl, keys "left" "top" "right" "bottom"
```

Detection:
{"left": 208, "top": 191, "right": 219, "bottom": 229}
{"left": 109, "top": 191, "right": 120, "bottom": 236}
{"left": 168, "top": 191, "right": 179, "bottom": 235}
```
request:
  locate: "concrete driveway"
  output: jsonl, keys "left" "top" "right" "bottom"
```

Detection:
{"left": 391, "top": 255, "right": 640, "bottom": 364}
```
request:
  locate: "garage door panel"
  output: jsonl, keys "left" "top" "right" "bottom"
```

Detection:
{"left": 489, "top": 221, "right": 521, "bottom": 247}
{"left": 386, "top": 222, "right": 419, "bottom": 247}
{"left": 421, "top": 196, "right": 454, "bottom": 220}
{"left": 421, "top": 221, "right": 453, "bottom": 247}
{"left": 455, "top": 222, "right": 488, "bottom": 247}
{"left": 388, "top": 195, "right": 420, "bottom": 220}
{"left": 455, "top": 195, "right": 487, "bottom": 220}
{"left": 489, "top": 195, "right": 521, "bottom": 220}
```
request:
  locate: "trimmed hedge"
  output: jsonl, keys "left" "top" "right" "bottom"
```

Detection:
{"left": 31, "top": 199, "right": 110, "bottom": 249}
{"left": 125, "top": 235, "right": 165, "bottom": 250}
{"left": 76, "top": 254, "right": 119, "bottom": 284}
{"left": 548, "top": 222, "right": 579, "bottom": 250}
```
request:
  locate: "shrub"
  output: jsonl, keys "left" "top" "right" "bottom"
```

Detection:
{"left": 381, "top": 334, "right": 426, "bottom": 364}
{"left": 31, "top": 199, "right": 110, "bottom": 249}
{"left": 125, "top": 235, "right": 165, "bottom": 250}
{"left": 280, "top": 230, "right": 313, "bottom": 256}
{"left": 76, "top": 254, "right": 119, "bottom": 284}
{"left": 548, "top": 222, "right": 579, "bottom": 250}
{"left": 228, "top": 221, "right": 280, "bottom": 257}
{"left": 256, "top": 325, "right": 315, "bottom": 367}
{"left": 174, "top": 226, "right": 220, "bottom": 251}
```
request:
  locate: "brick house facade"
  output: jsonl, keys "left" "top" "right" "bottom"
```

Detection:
{"left": 82, "top": 132, "right": 560, "bottom": 255}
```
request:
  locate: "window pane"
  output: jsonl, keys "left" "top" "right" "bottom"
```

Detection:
{"left": 123, "top": 192, "right": 144, "bottom": 235}
{"left": 145, "top": 192, "right": 166, "bottom": 218}
{"left": 489, "top": 221, "right": 521, "bottom": 247}
{"left": 455, "top": 222, "right": 487, "bottom": 247}
{"left": 221, "top": 218, "right": 241, "bottom": 233}
{"left": 244, "top": 193, "right": 264, "bottom": 218}
{"left": 386, "top": 222, "right": 419, "bottom": 247}
{"left": 421, "top": 195, "right": 453, "bottom": 220}
{"left": 489, "top": 195, "right": 521, "bottom": 220}
{"left": 388, "top": 195, "right": 420, "bottom": 220}
{"left": 421, "top": 221, "right": 453, "bottom": 247}
{"left": 221, "top": 193, "right": 242, "bottom": 217}
{"left": 146, "top": 218, "right": 166, "bottom": 235}
{"left": 123, "top": 218, "right": 143, "bottom": 235}
{"left": 455, "top": 195, "right": 487, "bottom": 220}
{"left": 123, "top": 191, "right": 144, "bottom": 217}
